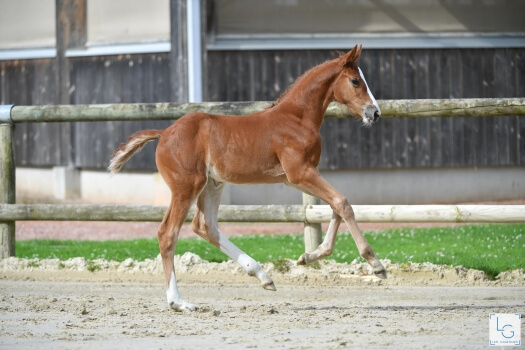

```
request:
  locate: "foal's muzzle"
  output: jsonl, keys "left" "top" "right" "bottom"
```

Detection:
{"left": 363, "top": 104, "right": 381, "bottom": 124}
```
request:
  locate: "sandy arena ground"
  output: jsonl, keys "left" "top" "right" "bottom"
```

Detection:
{"left": 4, "top": 206, "right": 525, "bottom": 349}
{"left": 1, "top": 252, "right": 524, "bottom": 350}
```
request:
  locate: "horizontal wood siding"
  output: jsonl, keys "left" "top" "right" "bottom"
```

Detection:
{"left": 2, "top": 48, "right": 524, "bottom": 170}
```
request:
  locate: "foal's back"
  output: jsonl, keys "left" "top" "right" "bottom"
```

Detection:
{"left": 156, "top": 111, "right": 291, "bottom": 185}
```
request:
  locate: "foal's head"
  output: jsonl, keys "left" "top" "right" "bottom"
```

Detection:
{"left": 333, "top": 45, "right": 381, "bottom": 126}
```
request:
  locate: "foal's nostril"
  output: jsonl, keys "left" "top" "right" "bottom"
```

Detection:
{"left": 373, "top": 110, "right": 380, "bottom": 121}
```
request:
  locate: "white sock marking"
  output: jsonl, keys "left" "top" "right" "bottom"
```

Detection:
{"left": 166, "top": 271, "right": 181, "bottom": 303}
{"left": 218, "top": 234, "right": 259, "bottom": 275}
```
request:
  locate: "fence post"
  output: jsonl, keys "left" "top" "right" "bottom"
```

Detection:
{"left": 303, "top": 193, "right": 322, "bottom": 253}
{"left": 0, "top": 105, "right": 15, "bottom": 258}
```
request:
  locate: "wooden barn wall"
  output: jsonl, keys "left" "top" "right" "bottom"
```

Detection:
{"left": 69, "top": 54, "right": 173, "bottom": 169}
{"left": 0, "top": 59, "right": 70, "bottom": 166}
{"left": 206, "top": 48, "right": 525, "bottom": 170}
{"left": 2, "top": 48, "right": 524, "bottom": 170}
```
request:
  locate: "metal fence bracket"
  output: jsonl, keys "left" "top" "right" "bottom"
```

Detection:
{"left": 0, "top": 105, "right": 14, "bottom": 124}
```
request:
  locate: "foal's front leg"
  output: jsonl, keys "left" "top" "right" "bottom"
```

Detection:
{"left": 289, "top": 168, "right": 387, "bottom": 279}
{"left": 298, "top": 212, "right": 341, "bottom": 265}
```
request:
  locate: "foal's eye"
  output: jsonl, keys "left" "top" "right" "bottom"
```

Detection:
{"left": 350, "top": 78, "right": 360, "bottom": 87}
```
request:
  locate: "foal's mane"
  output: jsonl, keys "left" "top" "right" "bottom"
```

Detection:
{"left": 267, "top": 54, "right": 343, "bottom": 109}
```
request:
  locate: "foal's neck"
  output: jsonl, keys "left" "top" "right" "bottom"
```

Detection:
{"left": 276, "top": 58, "right": 341, "bottom": 128}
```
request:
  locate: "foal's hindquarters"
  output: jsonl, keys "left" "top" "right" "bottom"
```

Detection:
{"left": 154, "top": 119, "right": 275, "bottom": 311}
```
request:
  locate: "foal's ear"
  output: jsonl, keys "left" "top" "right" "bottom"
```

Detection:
{"left": 342, "top": 44, "right": 362, "bottom": 66}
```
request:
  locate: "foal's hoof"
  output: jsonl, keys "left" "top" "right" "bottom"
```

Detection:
{"left": 169, "top": 301, "right": 199, "bottom": 312}
{"left": 374, "top": 267, "right": 388, "bottom": 279}
{"left": 262, "top": 282, "right": 277, "bottom": 291}
{"left": 297, "top": 254, "right": 307, "bottom": 265}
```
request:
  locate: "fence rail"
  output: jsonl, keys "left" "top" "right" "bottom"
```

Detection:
{"left": 2, "top": 98, "right": 525, "bottom": 258}
{"left": 3, "top": 98, "right": 525, "bottom": 123}
{"left": 1, "top": 204, "right": 524, "bottom": 223}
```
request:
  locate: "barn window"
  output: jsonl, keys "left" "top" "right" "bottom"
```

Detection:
{"left": 0, "top": 0, "right": 171, "bottom": 59}
{"left": 0, "top": 0, "right": 55, "bottom": 54}
{"left": 208, "top": 0, "right": 525, "bottom": 49}
{"left": 87, "top": 0, "right": 170, "bottom": 45}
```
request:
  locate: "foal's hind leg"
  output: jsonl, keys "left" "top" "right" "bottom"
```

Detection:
{"left": 191, "top": 180, "right": 276, "bottom": 290}
{"left": 158, "top": 178, "right": 206, "bottom": 311}
{"left": 158, "top": 198, "right": 196, "bottom": 311}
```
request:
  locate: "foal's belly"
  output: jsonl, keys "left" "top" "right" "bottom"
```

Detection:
{"left": 208, "top": 164, "right": 287, "bottom": 185}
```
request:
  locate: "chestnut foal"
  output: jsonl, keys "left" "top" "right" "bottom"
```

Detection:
{"left": 109, "top": 45, "right": 385, "bottom": 311}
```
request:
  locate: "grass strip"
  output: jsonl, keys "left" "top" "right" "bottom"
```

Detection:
{"left": 15, "top": 224, "right": 525, "bottom": 278}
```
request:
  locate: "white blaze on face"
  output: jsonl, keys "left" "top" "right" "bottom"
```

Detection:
{"left": 358, "top": 67, "right": 381, "bottom": 113}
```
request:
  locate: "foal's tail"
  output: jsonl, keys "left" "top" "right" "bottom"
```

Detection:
{"left": 108, "top": 129, "right": 163, "bottom": 173}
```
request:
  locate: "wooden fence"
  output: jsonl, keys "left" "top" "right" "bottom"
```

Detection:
{"left": 1, "top": 99, "right": 525, "bottom": 258}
